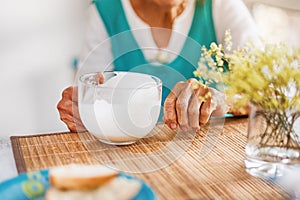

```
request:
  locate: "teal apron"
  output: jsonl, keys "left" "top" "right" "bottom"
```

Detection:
{"left": 93, "top": 0, "right": 217, "bottom": 120}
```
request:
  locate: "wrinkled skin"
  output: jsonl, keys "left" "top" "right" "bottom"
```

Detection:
{"left": 57, "top": 73, "right": 104, "bottom": 132}
{"left": 57, "top": 86, "right": 86, "bottom": 132}
{"left": 163, "top": 78, "right": 228, "bottom": 131}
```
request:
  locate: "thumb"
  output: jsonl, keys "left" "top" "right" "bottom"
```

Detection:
{"left": 96, "top": 72, "right": 105, "bottom": 84}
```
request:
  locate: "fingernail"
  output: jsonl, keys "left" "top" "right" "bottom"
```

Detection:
{"left": 170, "top": 123, "right": 177, "bottom": 129}
{"left": 181, "top": 126, "right": 188, "bottom": 132}
{"left": 194, "top": 126, "right": 200, "bottom": 132}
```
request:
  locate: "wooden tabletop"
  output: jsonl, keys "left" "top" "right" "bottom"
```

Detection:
{"left": 10, "top": 117, "right": 288, "bottom": 199}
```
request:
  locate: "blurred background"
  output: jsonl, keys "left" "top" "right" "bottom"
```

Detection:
{"left": 243, "top": 0, "right": 300, "bottom": 46}
{"left": 0, "top": 0, "right": 90, "bottom": 136}
{"left": 0, "top": 0, "right": 299, "bottom": 137}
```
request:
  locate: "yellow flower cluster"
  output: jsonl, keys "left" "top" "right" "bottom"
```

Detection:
{"left": 195, "top": 32, "right": 300, "bottom": 112}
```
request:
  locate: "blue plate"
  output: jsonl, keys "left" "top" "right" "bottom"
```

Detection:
{"left": 0, "top": 170, "right": 156, "bottom": 200}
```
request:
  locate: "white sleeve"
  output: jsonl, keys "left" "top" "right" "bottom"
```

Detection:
{"left": 78, "top": 4, "right": 114, "bottom": 75}
{"left": 213, "top": 0, "right": 262, "bottom": 50}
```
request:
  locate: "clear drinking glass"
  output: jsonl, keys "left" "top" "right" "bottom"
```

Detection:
{"left": 78, "top": 71, "right": 162, "bottom": 145}
{"left": 245, "top": 104, "right": 300, "bottom": 179}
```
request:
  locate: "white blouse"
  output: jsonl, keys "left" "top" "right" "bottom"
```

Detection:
{"left": 78, "top": 0, "right": 261, "bottom": 73}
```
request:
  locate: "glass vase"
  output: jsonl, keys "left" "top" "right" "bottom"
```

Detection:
{"left": 245, "top": 104, "right": 300, "bottom": 179}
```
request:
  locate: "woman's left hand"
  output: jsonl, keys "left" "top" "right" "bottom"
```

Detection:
{"left": 163, "top": 78, "right": 228, "bottom": 131}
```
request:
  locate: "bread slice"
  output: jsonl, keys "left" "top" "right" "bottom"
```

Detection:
{"left": 45, "top": 176, "right": 141, "bottom": 200}
{"left": 49, "top": 164, "right": 118, "bottom": 190}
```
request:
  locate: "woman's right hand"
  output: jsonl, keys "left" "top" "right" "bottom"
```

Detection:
{"left": 57, "top": 86, "right": 87, "bottom": 132}
{"left": 57, "top": 73, "right": 104, "bottom": 132}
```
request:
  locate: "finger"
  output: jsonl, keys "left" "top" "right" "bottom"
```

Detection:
{"left": 58, "top": 94, "right": 82, "bottom": 121}
{"left": 176, "top": 83, "right": 193, "bottom": 131}
{"left": 57, "top": 99, "right": 65, "bottom": 113}
{"left": 67, "top": 122, "right": 87, "bottom": 133}
{"left": 164, "top": 82, "right": 185, "bottom": 130}
{"left": 187, "top": 78, "right": 201, "bottom": 92}
{"left": 62, "top": 86, "right": 73, "bottom": 99}
{"left": 96, "top": 72, "right": 105, "bottom": 84}
{"left": 60, "top": 113, "right": 83, "bottom": 126}
{"left": 187, "top": 83, "right": 209, "bottom": 128}
{"left": 199, "top": 97, "right": 213, "bottom": 126}
{"left": 57, "top": 100, "right": 81, "bottom": 120}
{"left": 61, "top": 86, "right": 79, "bottom": 103}
{"left": 60, "top": 114, "right": 86, "bottom": 132}
{"left": 188, "top": 91, "right": 202, "bottom": 131}
{"left": 57, "top": 98, "right": 71, "bottom": 113}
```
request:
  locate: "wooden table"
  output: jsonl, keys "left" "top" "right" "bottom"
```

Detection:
{"left": 10, "top": 117, "right": 288, "bottom": 199}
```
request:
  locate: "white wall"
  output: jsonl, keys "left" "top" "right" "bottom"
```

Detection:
{"left": 243, "top": 0, "right": 300, "bottom": 47}
{"left": 0, "top": 0, "right": 90, "bottom": 137}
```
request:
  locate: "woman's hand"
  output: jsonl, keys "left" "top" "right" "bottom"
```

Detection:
{"left": 57, "top": 73, "right": 104, "bottom": 132}
{"left": 163, "top": 78, "right": 228, "bottom": 131}
{"left": 57, "top": 86, "right": 87, "bottom": 132}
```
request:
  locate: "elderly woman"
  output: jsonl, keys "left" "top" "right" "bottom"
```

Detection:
{"left": 57, "top": 0, "right": 260, "bottom": 132}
